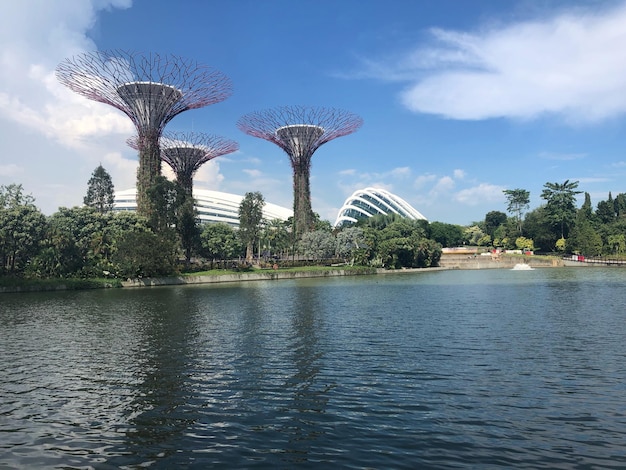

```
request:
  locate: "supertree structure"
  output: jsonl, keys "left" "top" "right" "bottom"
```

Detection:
{"left": 237, "top": 105, "right": 362, "bottom": 237}
{"left": 56, "top": 50, "right": 232, "bottom": 217}
{"left": 127, "top": 131, "right": 239, "bottom": 196}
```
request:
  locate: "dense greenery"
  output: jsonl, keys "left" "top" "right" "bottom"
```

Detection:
{"left": 84, "top": 164, "right": 115, "bottom": 214}
{"left": 4, "top": 175, "right": 626, "bottom": 283}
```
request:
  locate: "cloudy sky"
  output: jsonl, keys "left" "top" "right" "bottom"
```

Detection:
{"left": 2, "top": 0, "right": 626, "bottom": 225}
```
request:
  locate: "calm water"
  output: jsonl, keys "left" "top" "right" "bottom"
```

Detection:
{"left": 2, "top": 267, "right": 626, "bottom": 469}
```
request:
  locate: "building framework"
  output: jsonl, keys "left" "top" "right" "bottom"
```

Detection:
{"left": 334, "top": 187, "right": 427, "bottom": 227}
{"left": 128, "top": 131, "right": 239, "bottom": 195}
{"left": 237, "top": 105, "right": 362, "bottom": 237}
{"left": 56, "top": 50, "right": 232, "bottom": 216}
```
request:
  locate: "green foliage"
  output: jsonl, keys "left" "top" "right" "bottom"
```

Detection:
{"left": 146, "top": 176, "right": 185, "bottom": 233}
{"left": 515, "top": 237, "right": 534, "bottom": 251}
{"left": 607, "top": 234, "right": 626, "bottom": 255}
{"left": 540, "top": 180, "right": 582, "bottom": 239}
{"left": 200, "top": 223, "right": 243, "bottom": 268}
{"left": 335, "top": 226, "right": 368, "bottom": 264}
{"left": 567, "top": 218, "right": 602, "bottom": 256}
{"left": 464, "top": 225, "right": 486, "bottom": 246}
{"left": 262, "top": 218, "right": 291, "bottom": 259}
{"left": 555, "top": 237, "right": 566, "bottom": 252}
{"left": 84, "top": 164, "right": 115, "bottom": 213}
{"left": 298, "top": 230, "right": 335, "bottom": 260}
{"left": 177, "top": 196, "right": 201, "bottom": 267}
{"left": 428, "top": 221, "right": 466, "bottom": 247}
{"left": 503, "top": 188, "right": 530, "bottom": 233}
{"left": 0, "top": 199, "right": 47, "bottom": 275}
{"left": 239, "top": 191, "right": 265, "bottom": 261}
{"left": 522, "top": 206, "right": 557, "bottom": 252}
{"left": 112, "top": 230, "right": 177, "bottom": 278}
{"left": 484, "top": 211, "right": 508, "bottom": 239}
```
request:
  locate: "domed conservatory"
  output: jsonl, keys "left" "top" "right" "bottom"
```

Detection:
{"left": 334, "top": 187, "right": 427, "bottom": 227}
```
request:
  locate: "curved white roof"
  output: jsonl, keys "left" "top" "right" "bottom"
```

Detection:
{"left": 334, "top": 187, "right": 427, "bottom": 227}
{"left": 113, "top": 188, "right": 292, "bottom": 228}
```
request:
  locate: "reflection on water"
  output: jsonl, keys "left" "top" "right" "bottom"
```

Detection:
{"left": 2, "top": 268, "right": 626, "bottom": 468}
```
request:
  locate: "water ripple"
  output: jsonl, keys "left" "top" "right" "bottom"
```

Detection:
{"left": 2, "top": 269, "right": 626, "bottom": 468}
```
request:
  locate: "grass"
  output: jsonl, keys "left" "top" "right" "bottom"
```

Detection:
{"left": 183, "top": 264, "right": 377, "bottom": 277}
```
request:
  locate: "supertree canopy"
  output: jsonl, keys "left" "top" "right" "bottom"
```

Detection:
{"left": 56, "top": 50, "right": 232, "bottom": 217}
{"left": 237, "top": 105, "right": 362, "bottom": 237}
{"left": 128, "top": 131, "right": 239, "bottom": 195}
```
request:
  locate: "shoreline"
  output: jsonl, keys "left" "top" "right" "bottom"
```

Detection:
{"left": 120, "top": 266, "right": 453, "bottom": 288}
{"left": 2, "top": 257, "right": 620, "bottom": 293}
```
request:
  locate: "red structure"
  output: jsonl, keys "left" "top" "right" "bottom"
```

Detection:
{"left": 128, "top": 131, "right": 239, "bottom": 195}
{"left": 237, "top": 105, "right": 362, "bottom": 237}
{"left": 56, "top": 50, "right": 232, "bottom": 216}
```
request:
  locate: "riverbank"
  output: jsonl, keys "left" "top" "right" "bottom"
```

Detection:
{"left": 2, "top": 256, "right": 612, "bottom": 293}
{"left": 120, "top": 266, "right": 454, "bottom": 288}
{"left": 0, "top": 266, "right": 453, "bottom": 293}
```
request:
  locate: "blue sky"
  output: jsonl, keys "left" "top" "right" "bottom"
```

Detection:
{"left": 2, "top": 0, "right": 626, "bottom": 225}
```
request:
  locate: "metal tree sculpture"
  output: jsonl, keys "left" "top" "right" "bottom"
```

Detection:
{"left": 237, "top": 106, "right": 362, "bottom": 237}
{"left": 56, "top": 50, "right": 232, "bottom": 216}
{"left": 128, "top": 131, "right": 239, "bottom": 195}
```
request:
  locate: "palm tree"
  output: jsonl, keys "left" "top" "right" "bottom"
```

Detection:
{"left": 540, "top": 180, "right": 582, "bottom": 239}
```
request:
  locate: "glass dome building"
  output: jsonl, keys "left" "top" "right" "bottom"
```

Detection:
{"left": 113, "top": 188, "right": 292, "bottom": 228}
{"left": 334, "top": 187, "right": 427, "bottom": 227}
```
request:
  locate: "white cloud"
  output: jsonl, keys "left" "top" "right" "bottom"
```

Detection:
{"left": 194, "top": 160, "right": 225, "bottom": 188}
{"left": 366, "top": 2, "right": 626, "bottom": 123}
{"left": 453, "top": 169, "right": 466, "bottom": 179}
{"left": 430, "top": 176, "right": 455, "bottom": 196}
{"left": 414, "top": 173, "right": 437, "bottom": 189}
{"left": 455, "top": 183, "right": 505, "bottom": 205}
{"left": 0, "top": 0, "right": 133, "bottom": 213}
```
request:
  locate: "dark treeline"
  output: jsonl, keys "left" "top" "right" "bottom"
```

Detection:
{"left": 2, "top": 177, "right": 625, "bottom": 280}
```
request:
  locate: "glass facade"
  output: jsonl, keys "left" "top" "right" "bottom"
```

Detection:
{"left": 334, "top": 187, "right": 427, "bottom": 227}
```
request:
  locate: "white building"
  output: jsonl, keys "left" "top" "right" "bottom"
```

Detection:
{"left": 334, "top": 187, "right": 427, "bottom": 227}
{"left": 113, "top": 188, "right": 292, "bottom": 228}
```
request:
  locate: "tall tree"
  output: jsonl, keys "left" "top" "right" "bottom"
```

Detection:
{"left": 503, "top": 188, "right": 530, "bottom": 234}
{"left": 484, "top": 211, "right": 508, "bottom": 240}
{"left": 540, "top": 180, "right": 582, "bottom": 239}
{"left": 238, "top": 191, "right": 265, "bottom": 262}
{"left": 84, "top": 164, "right": 115, "bottom": 214}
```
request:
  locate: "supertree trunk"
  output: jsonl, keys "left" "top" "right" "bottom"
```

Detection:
{"left": 237, "top": 106, "right": 362, "bottom": 239}
{"left": 292, "top": 160, "right": 314, "bottom": 235}
{"left": 136, "top": 131, "right": 162, "bottom": 217}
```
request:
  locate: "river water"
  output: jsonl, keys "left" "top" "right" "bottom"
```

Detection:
{"left": 1, "top": 267, "right": 626, "bottom": 469}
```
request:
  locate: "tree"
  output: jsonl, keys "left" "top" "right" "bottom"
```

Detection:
{"left": 503, "top": 189, "right": 530, "bottom": 234}
{"left": 262, "top": 218, "right": 291, "bottom": 259}
{"left": 238, "top": 191, "right": 265, "bottom": 262}
{"left": 335, "top": 226, "right": 368, "bottom": 264}
{"left": 483, "top": 211, "right": 508, "bottom": 240}
{"left": 299, "top": 230, "right": 335, "bottom": 261}
{"left": 0, "top": 204, "right": 47, "bottom": 275}
{"left": 523, "top": 206, "right": 558, "bottom": 252}
{"left": 84, "top": 164, "right": 115, "bottom": 213}
{"left": 428, "top": 221, "right": 466, "bottom": 247}
{"left": 596, "top": 192, "right": 615, "bottom": 224}
{"left": 540, "top": 180, "right": 582, "bottom": 239}
{"left": 176, "top": 196, "right": 200, "bottom": 269}
{"left": 146, "top": 176, "right": 185, "bottom": 234}
{"left": 200, "top": 223, "right": 242, "bottom": 268}
{"left": 112, "top": 230, "right": 177, "bottom": 278}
